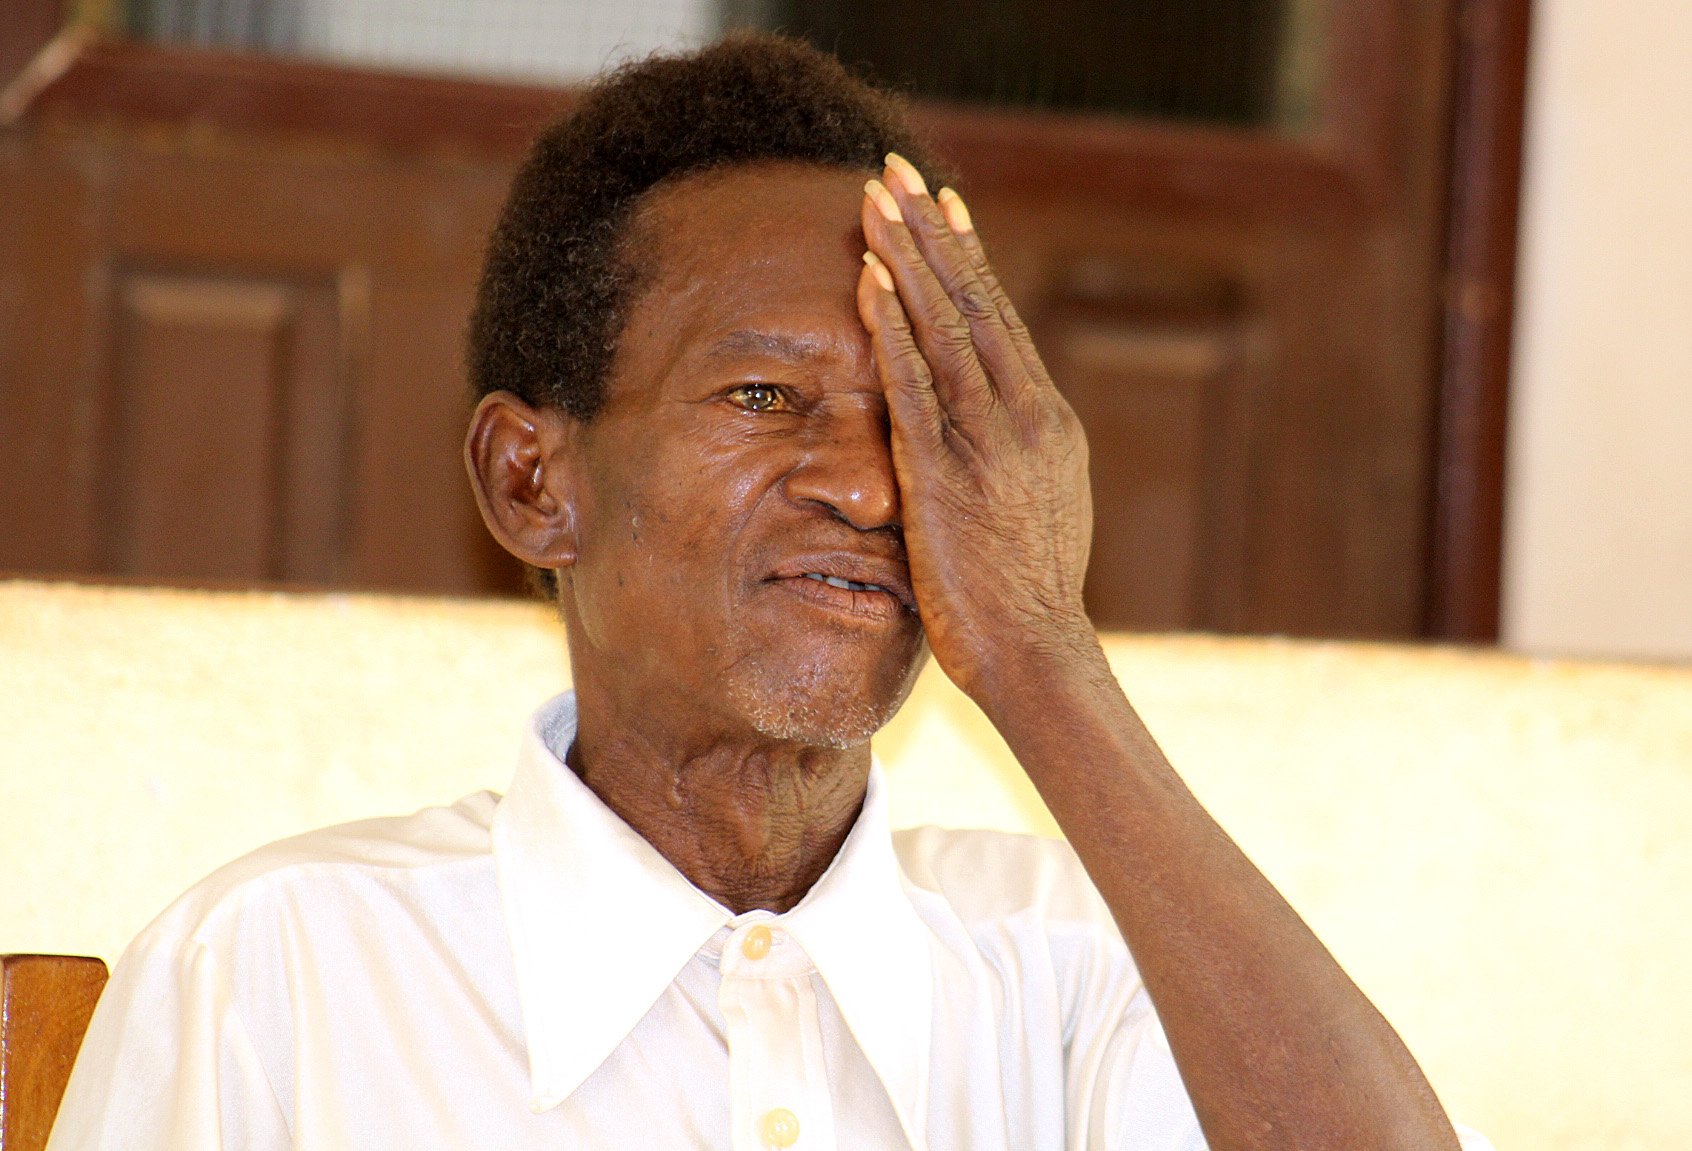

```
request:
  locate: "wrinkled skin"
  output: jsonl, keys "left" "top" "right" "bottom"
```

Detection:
{"left": 556, "top": 166, "right": 934, "bottom": 756}
{"left": 854, "top": 158, "right": 1097, "bottom": 699}
{"left": 469, "top": 165, "right": 942, "bottom": 911}
{"left": 466, "top": 157, "right": 1465, "bottom": 1151}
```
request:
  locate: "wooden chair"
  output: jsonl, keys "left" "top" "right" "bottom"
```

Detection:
{"left": 0, "top": 955, "right": 108, "bottom": 1151}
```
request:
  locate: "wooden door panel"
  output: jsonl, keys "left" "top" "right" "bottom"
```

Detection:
{"left": 111, "top": 272, "right": 293, "bottom": 580}
{"left": 0, "top": 134, "right": 101, "bottom": 575}
{"left": 348, "top": 279, "right": 521, "bottom": 595}
{"left": 1, "top": 123, "right": 525, "bottom": 595}
{"left": 103, "top": 267, "right": 347, "bottom": 583}
{"left": 1030, "top": 257, "right": 1250, "bottom": 632}
{"left": 1066, "top": 330, "right": 1227, "bottom": 630}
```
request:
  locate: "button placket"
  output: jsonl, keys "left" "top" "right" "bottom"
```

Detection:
{"left": 719, "top": 922, "right": 837, "bottom": 1151}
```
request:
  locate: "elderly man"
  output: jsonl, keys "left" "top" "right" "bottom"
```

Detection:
{"left": 50, "top": 34, "right": 1489, "bottom": 1151}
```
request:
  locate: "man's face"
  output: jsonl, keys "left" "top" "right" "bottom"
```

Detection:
{"left": 559, "top": 162, "right": 928, "bottom": 748}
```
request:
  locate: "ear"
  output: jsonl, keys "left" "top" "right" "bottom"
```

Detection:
{"left": 465, "top": 391, "right": 579, "bottom": 574}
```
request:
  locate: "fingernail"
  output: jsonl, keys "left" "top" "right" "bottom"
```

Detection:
{"left": 865, "top": 179, "right": 902, "bottom": 223}
{"left": 884, "top": 152, "right": 928, "bottom": 197}
{"left": 937, "top": 187, "right": 974, "bottom": 234}
{"left": 863, "top": 250, "right": 895, "bottom": 292}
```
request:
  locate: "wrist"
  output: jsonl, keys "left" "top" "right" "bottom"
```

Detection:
{"left": 959, "top": 615, "right": 1117, "bottom": 730}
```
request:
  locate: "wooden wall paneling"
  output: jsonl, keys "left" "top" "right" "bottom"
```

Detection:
{"left": 1318, "top": 0, "right": 1409, "bottom": 190}
{"left": 349, "top": 277, "right": 524, "bottom": 596}
{"left": 95, "top": 133, "right": 520, "bottom": 592}
{"left": 14, "top": 40, "right": 1349, "bottom": 216}
{"left": 1198, "top": 219, "right": 1342, "bottom": 636}
{"left": 1362, "top": 0, "right": 1466, "bottom": 635}
{"left": 963, "top": 186, "right": 1274, "bottom": 635}
{"left": 279, "top": 264, "right": 364, "bottom": 582}
{"left": 102, "top": 266, "right": 347, "bottom": 582}
{"left": 109, "top": 271, "right": 291, "bottom": 580}
{"left": 915, "top": 0, "right": 1457, "bottom": 641}
{"left": 99, "top": 141, "right": 372, "bottom": 569}
{"left": 918, "top": 103, "right": 1363, "bottom": 222}
{"left": 1240, "top": 220, "right": 1417, "bottom": 635}
{"left": 0, "top": 129, "right": 105, "bottom": 577}
{"left": 974, "top": 184, "right": 1437, "bottom": 639}
{"left": 333, "top": 159, "right": 525, "bottom": 595}
{"left": 7, "top": 38, "right": 565, "bottom": 156}
{"left": 1233, "top": 0, "right": 1454, "bottom": 637}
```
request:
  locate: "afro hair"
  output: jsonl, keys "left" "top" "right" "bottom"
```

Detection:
{"left": 465, "top": 31, "right": 946, "bottom": 421}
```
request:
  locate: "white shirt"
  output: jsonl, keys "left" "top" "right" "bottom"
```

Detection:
{"left": 50, "top": 693, "right": 1492, "bottom": 1151}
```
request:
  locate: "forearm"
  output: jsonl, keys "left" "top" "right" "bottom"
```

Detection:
{"left": 971, "top": 637, "right": 1461, "bottom": 1151}
{"left": 854, "top": 158, "right": 1461, "bottom": 1148}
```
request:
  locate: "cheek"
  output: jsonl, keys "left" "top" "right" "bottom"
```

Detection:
{"left": 639, "top": 430, "right": 780, "bottom": 546}
{"left": 571, "top": 447, "right": 770, "bottom": 646}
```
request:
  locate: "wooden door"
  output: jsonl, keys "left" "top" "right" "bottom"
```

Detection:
{"left": 0, "top": 4, "right": 1525, "bottom": 636}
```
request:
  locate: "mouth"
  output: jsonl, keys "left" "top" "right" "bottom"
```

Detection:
{"left": 800, "top": 571, "right": 892, "bottom": 595}
{"left": 765, "top": 554, "right": 918, "bottom": 623}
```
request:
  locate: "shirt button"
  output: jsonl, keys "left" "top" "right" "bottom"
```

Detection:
{"left": 741, "top": 923, "right": 773, "bottom": 961}
{"left": 759, "top": 1107, "right": 800, "bottom": 1147}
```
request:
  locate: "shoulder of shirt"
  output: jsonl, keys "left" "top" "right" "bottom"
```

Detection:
{"left": 127, "top": 789, "right": 502, "bottom": 955}
{"left": 890, "top": 824, "right": 1115, "bottom": 930}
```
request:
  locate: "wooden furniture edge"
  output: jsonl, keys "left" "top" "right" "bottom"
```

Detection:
{"left": 0, "top": 955, "right": 109, "bottom": 1151}
{"left": 1425, "top": 0, "right": 1532, "bottom": 641}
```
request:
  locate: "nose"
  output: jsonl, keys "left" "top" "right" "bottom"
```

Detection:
{"left": 782, "top": 397, "right": 900, "bottom": 532}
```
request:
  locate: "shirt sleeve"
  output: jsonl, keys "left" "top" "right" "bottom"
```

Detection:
{"left": 1063, "top": 937, "right": 1495, "bottom": 1151}
{"left": 45, "top": 934, "right": 291, "bottom": 1151}
{"left": 1455, "top": 1123, "right": 1497, "bottom": 1150}
{"left": 1073, "top": 985, "right": 1206, "bottom": 1151}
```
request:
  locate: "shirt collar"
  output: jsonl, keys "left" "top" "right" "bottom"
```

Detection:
{"left": 491, "top": 693, "right": 933, "bottom": 1148}
{"left": 782, "top": 766, "right": 934, "bottom": 1151}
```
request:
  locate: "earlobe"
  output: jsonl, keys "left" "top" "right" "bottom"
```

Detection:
{"left": 464, "top": 391, "right": 579, "bottom": 572}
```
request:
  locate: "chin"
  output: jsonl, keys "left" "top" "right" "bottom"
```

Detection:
{"left": 722, "top": 640, "right": 927, "bottom": 750}
{"left": 736, "top": 694, "right": 895, "bottom": 750}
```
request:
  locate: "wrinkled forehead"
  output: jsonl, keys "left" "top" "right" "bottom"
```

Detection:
{"left": 623, "top": 161, "right": 872, "bottom": 301}
{"left": 600, "top": 162, "right": 877, "bottom": 404}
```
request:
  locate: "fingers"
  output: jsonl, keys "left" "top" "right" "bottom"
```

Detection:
{"left": 857, "top": 256, "right": 950, "bottom": 458}
{"left": 879, "top": 158, "right": 1017, "bottom": 365}
{"left": 865, "top": 157, "right": 1045, "bottom": 415}
{"left": 934, "top": 186, "right": 1040, "bottom": 368}
{"left": 861, "top": 182, "right": 997, "bottom": 422}
{"left": 865, "top": 158, "right": 1031, "bottom": 398}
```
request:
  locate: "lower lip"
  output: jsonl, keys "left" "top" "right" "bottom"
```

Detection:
{"left": 770, "top": 576, "right": 908, "bottom": 624}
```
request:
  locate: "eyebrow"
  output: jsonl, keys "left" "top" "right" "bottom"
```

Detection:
{"left": 703, "top": 329, "right": 829, "bottom": 363}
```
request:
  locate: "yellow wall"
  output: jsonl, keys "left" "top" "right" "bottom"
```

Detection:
{"left": 5, "top": 580, "right": 1692, "bottom": 1147}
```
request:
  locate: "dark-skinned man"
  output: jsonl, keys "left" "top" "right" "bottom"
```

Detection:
{"left": 50, "top": 34, "right": 1491, "bottom": 1151}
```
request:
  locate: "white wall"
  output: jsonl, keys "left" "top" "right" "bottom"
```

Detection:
{"left": 1503, "top": 0, "right": 1692, "bottom": 661}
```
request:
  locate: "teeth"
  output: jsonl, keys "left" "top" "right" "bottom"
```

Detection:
{"left": 802, "top": 572, "right": 888, "bottom": 594}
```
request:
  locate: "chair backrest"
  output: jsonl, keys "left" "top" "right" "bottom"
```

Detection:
{"left": 0, "top": 955, "right": 108, "bottom": 1151}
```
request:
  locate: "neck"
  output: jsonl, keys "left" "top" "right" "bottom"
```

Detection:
{"left": 566, "top": 694, "right": 871, "bottom": 915}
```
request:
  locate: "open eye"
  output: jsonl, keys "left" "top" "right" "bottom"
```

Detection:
{"left": 725, "top": 384, "right": 788, "bottom": 412}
